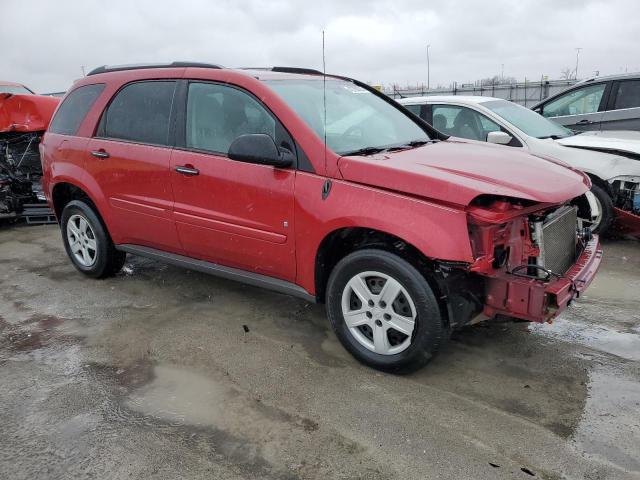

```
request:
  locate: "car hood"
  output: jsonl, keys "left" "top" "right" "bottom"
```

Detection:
{"left": 525, "top": 136, "right": 640, "bottom": 180}
{"left": 338, "top": 139, "right": 588, "bottom": 207}
{"left": 556, "top": 131, "right": 640, "bottom": 159}
{"left": 0, "top": 93, "right": 60, "bottom": 133}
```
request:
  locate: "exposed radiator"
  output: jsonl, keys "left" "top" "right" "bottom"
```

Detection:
{"left": 534, "top": 206, "right": 577, "bottom": 275}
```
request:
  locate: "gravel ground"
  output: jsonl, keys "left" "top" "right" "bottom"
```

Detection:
{"left": 0, "top": 224, "right": 638, "bottom": 480}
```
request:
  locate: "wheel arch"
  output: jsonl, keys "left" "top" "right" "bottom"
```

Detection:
{"left": 313, "top": 226, "right": 452, "bottom": 325}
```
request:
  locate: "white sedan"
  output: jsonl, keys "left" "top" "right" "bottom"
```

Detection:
{"left": 398, "top": 95, "right": 640, "bottom": 234}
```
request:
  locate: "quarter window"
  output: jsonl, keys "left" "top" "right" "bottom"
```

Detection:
{"left": 613, "top": 80, "right": 640, "bottom": 110}
{"left": 403, "top": 104, "right": 423, "bottom": 117}
{"left": 98, "top": 81, "right": 176, "bottom": 146}
{"left": 542, "top": 83, "right": 606, "bottom": 118}
{"left": 186, "top": 82, "right": 276, "bottom": 154}
{"left": 49, "top": 84, "right": 105, "bottom": 135}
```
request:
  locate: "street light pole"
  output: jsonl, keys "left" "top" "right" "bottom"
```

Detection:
{"left": 575, "top": 47, "right": 582, "bottom": 80}
{"left": 426, "top": 44, "right": 431, "bottom": 91}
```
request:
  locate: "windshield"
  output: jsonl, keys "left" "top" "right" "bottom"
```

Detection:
{"left": 265, "top": 78, "right": 430, "bottom": 155}
{"left": 0, "top": 84, "right": 33, "bottom": 95}
{"left": 482, "top": 99, "right": 573, "bottom": 139}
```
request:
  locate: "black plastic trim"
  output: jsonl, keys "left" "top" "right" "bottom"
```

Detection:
{"left": 116, "top": 244, "right": 316, "bottom": 303}
{"left": 87, "top": 62, "right": 223, "bottom": 76}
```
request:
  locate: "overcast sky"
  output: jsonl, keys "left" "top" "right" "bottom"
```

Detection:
{"left": 2, "top": 0, "right": 639, "bottom": 93}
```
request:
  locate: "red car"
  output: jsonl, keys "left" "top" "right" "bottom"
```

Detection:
{"left": 41, "top": 63, "right": 602, "bottom": 372}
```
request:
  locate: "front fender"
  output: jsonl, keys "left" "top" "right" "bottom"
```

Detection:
{"left": 294, "top": 172, "right": 474, "bottom": 295}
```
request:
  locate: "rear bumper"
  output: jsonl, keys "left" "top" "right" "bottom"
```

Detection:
{"left": 482, "top": 237, "right": 603, "bottom": 322}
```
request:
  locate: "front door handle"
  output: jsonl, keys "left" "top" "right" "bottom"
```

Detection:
{"left": 576, "top": 119, "right": 592, "bottom": 125}
{"left": 175, "top": 165, "right": 200, "bottom": 176}
{"left": 91, "top": 149, "right": 110, "bottom": 159}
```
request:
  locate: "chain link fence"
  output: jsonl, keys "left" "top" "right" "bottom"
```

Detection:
{"left": 385, "top": 78, "right": 580, "bottom": 107}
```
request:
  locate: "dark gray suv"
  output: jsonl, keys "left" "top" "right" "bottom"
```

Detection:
{"left": 532, "top": 73, "right": 640, "bottom": 132}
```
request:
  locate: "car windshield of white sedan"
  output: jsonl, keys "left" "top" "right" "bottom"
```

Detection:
{"left": 0, "top": 85, "right": 33, "bottom": 95}
{"left": 483, "top": 100, "right": 573, "bottom": 139}
{"left": 265, "top": 79, "right": 430, "bottom": 155}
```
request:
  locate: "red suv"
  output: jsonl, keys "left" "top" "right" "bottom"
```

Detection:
{"left": 41, "top": 63, "right": 602, "bottom": 372}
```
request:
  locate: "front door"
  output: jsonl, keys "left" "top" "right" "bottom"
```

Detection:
{"left": 540, "top": 82, "right": 608, "bottom": 131}
{"left": 170, "top": 81, "right": 297, "bottom": 281}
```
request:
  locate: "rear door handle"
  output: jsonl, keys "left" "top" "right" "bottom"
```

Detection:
{"left": 576, "top": 119, "right": 592, "bottom": 125}
{"left": 175, "top": 165, "right": 200, "bottom": 176}
{"left": 91, "top": 149, "right": 110, "bottom": 159}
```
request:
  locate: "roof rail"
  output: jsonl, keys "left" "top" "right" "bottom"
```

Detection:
{"left": 87, "top": 62, "right": 223, "bottom": 76}
{"left": 270, "top": 67, "right": 323, "bottom": 75}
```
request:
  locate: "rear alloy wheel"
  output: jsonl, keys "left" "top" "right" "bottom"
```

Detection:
{"left": 66, "top": 214, "right": 98, "bottom": 268}
{"left": 61, "top": 200, "right": 126, "bottom": 278}
{"left": 327, "top": 249, "right": 445, "bottom": 373}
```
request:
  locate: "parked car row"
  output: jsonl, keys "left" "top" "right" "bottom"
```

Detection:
{"left": 399, "top": 95, "right": 640, "bottom": 235}
{"left": 38, "top": 62, "right": 604, "bottom": 372}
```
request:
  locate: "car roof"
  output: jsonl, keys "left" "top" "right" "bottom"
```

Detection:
{"left": 575, "top": 71, "right": 640, "bottom": 84}
{"left": 399, "top": 95, "right": 501, "bottom": 105}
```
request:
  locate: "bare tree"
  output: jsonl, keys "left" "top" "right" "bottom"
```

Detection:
{"left": 478, "top": 75, "right": 517, "bottom": 86}
{"left": 560, "top": 67, "right": 573, "bottom": 80}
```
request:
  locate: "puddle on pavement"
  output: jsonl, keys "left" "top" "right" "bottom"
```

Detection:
{"left": 572, "top": 368, "right": 640, "bottom": 472}
{"left": 125, "top": 365, "right": 230, "bottom": 426}
{"left": 529, "top": 317, "right": 640, "bottom": 362}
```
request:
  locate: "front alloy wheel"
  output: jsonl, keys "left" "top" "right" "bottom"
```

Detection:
{"left": 341, "top": 271, "right": 416, "bottom": 355}
{"left": 326, "top": 249, "right": 445, "bottom": 373}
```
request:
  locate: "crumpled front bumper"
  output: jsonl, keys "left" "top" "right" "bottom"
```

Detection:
{"left": 482, "top": 237, "right": 603, "bottom": 323}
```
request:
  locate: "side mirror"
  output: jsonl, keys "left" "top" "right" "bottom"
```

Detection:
{"left": 487, "top": 131, "right": 513, "bottom": 145}
{"left": 228, "top": 134, "right": 293, "bottom": 168}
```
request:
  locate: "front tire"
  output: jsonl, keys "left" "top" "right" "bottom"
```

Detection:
{"left": 60, "top": 200, "right": 126, "bottom": 278}
{"left": 326, "top": 249, "right": 445, "bottom": 373}
{"left": 588, "top": 184, "right": 614, "bottom": 235}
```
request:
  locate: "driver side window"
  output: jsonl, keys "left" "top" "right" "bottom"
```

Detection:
{"left": 542, "top": 83, "right": 606, "bottom": 118}
{"left": 431, "top": 105, "right": 501, "bottom": 141}
{"left": 186, "top": 82, "right": 276, "bottom": 155}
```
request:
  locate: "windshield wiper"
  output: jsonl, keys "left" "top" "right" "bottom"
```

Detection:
{"left": 341, "top": 146, "right": 388, "bottom": 156}
{"left": 537, "top": 134, "right": 566, "bottom": 140}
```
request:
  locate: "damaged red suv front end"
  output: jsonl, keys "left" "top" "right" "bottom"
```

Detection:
{"left": 467, "top": 196, "right": 603, "bottom": 323}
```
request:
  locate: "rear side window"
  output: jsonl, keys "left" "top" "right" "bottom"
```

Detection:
{"left": 49, "top": 84, "right": 105, "bottom": 135}
{"left": 613, "top": 80, "right": 640, "bottom": 110}
{"left": 98, "top": 81, "right": 176, "bottom": 146}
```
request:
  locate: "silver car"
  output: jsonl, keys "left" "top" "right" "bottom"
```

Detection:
{"left": 532, "top": 72, "right": 640, "bottom": 132}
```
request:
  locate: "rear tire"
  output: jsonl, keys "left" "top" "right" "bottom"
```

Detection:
{"left": 60, "top": 200, "right": 125, "bottom": 278}
{"left": 326, "top": 249, "right": 445, "bottom": 373}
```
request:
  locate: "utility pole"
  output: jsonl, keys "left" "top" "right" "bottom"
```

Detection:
{"left": 574, "top": 48, "right": 582, "bottom": 80}
{"left": 81, "top": 65, "right": 86, "bottom": 76}
{"left": 426, "top": 44, "right": 431, "bottom": 91}
{"left": 501, "top": 64, "right": 504, "bottom": 82}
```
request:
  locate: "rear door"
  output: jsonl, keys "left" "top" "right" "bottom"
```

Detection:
{"left": 600, "top": 79, "right": 640, "bottom": 131}
{"left": 86, "top": 80, "right": 182, "bottom": 252}
{"left": 170, "top": 81, "right": 297, "bottom": 281}
{"left": 539, "top": 82, "right": 608, "bottom": 131}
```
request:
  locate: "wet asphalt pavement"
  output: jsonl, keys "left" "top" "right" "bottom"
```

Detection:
{"left": 0, "top": 224, "right": 639, "bottom": 480}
